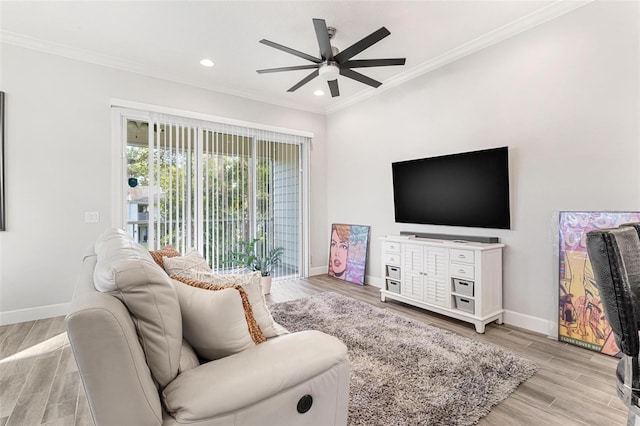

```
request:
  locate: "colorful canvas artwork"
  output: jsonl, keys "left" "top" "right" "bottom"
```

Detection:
{"left": 328, "top": 223, "right": 370, "bottom": 285}
{"left": 558, "top": 211, "right": 640, "bottom": 356}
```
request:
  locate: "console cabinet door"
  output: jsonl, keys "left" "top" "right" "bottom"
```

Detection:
{"left": 425, "top": 248, "right": 449, "bottom": 307}
{"left": 401, "top": 244, "right": 424, "bottom": 300}
{"left": 401, "top": 244, "right": 450, "bottom": 306}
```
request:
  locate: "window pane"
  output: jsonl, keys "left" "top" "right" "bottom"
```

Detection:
{"left": 202, "top": 130, "right": 252, "bottom": 271}
{"left": 126, "top": 121, "right": 150, "bottom": 247}
{"left": 151, "top": 123, "right": 197, "bottom": 252}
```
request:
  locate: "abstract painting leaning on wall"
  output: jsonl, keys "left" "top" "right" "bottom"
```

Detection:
{"left": 559, "top": 211, "right": 640, "bottom": 356}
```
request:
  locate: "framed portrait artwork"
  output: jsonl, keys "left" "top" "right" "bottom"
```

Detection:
{"left": 327, "top": 223, "right": 370, "bottom": 285}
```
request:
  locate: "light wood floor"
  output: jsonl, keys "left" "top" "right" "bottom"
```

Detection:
{"left": 0, "top": 276, "right": 627, "bottom": 426}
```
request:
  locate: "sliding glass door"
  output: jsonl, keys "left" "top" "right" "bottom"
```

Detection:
{"left": 123, "top": 114, "right": 306, "bottom": 280}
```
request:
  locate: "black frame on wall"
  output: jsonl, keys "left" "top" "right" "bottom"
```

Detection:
{"left": 0, "top": 91, "right": 5, "bottom": 231}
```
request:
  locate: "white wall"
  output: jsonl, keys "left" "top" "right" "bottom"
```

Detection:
{"left": 325, "top": 1, "right": 640, "bottom": 334}
{"left": 0, "top": 45, "right": 327, "bottom": 323}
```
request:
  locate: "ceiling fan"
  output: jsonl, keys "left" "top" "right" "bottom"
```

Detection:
{"left": 257, "top": 18, "right": 406, "bottom": 97}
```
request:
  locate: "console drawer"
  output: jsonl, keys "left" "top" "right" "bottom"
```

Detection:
{"left": 450, "top": 263, "right": 474, "bottom": 280}
{"left": 383, "top": 252, "right": 401, "bottom": 265}
{"left": 382, "top": 241, "right": 401, "bottom": 254}
{"left": 450, "top": 248, "right": 475, "bottom": 264}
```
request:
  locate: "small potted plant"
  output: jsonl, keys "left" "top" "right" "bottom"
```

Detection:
{"left": 230, "top": 238, "right": 284, "bottom": 294}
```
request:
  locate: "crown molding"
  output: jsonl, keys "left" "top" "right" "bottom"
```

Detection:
{"left": 1, "top": 30, "right": 152, "bottom": 75}
{"left": 326, "top": 0, "right": 594, "bottom": 114}
{"left": 0, "top": 31, "right": 326, "bottom": 115}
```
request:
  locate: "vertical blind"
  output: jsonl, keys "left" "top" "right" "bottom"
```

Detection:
{"left": 126, "top": 113, "right": 307, "bottom": 279}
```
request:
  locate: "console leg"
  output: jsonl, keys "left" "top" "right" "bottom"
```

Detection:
{"left": 496, "top": 315, "right": 504, "bottom": 325}
{"left": 475, "top": 322, "right": 486, "bottom": 333}
{"left": 380, "top": 293, "right": 386, "bottom": 303}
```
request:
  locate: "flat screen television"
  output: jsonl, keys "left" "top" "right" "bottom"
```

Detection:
{"left": 392, "top": 147, "right": 511, "bottom": 229}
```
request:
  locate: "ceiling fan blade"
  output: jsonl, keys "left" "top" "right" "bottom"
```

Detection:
{"left": 341, "top": 58, "right": 406, "bottom": 68}
{"left": 313, "top": 18, "right": 333, "bottom": 60}
{"left": 327, "top": 79, "right": 340, "bottom": 97}
{"left": 334, "top": 27, "right": 391, "bottom": 64}
{"left": 287, "top": 69, "right": 320, "bottom": 92}
{"left": 259, "top": 39, "right": 322, "bottom": 64}
{"left": 257, "top": 64, "right": 319, "bottom": 74}
{"left": 339, "top": 68, "right": 382, "bottom": 88}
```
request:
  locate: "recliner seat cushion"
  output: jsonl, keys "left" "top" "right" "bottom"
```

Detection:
{"left": 93, "top": 228, "right": 182, "bottom": 388}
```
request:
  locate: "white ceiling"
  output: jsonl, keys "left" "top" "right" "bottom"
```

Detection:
{"left": 1, "top": 1, "right": 590, "bottom": 114}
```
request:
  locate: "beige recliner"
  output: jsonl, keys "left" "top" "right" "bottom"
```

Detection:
{"left": 66, "top": 229, "right": 350, "bottom": 425}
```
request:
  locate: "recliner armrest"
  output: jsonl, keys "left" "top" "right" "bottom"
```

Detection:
{"left": 162, "top": 330, "right": 348, "bottom": 422}
{"left": 66, "top": 292, "right": 163, "bottom": 426}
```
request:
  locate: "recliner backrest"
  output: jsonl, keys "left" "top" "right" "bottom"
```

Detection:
{"left": 586, "top": 226, "right": 640, "bottom": 357}
{"left": 66, "top": 249, "right": 164, "bottom": 426}
{"left": 621, "top": 223, "right": 640, "bottom": 318}
{"left": 622, "top": 222, "right": 640, "bottom": 240}
{"left": 93, "top": 228, "right": 183, "bottom": 388}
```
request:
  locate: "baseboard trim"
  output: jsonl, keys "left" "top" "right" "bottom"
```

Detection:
{"left": 503, "top": 309, "right": 551, "bottom": 336}
{"left": 309, "top": 267, "right": 383, "bottom": 289}
{"left": 366, "top": 275, "right": 383, "bottom": 289}
{"left": 0, "top": 303, "right": 71, "bottom": 326}
{"left": 309, "top": 266, "right": 327, "bottom": 277}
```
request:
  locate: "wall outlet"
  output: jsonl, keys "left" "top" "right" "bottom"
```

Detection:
{"left": 85, "top": 211, "right": 100, "bottom": 223}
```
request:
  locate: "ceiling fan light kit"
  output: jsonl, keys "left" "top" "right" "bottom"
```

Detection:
{"left": 319, "top": 62, "right": 339, "bottom": 81}
{"left": 257, "top": 18, "right": 406, "bottom": 98}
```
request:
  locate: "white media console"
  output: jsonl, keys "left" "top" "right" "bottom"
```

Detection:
{"left": 380, "top": 236, "right": 505, "bottom": 333}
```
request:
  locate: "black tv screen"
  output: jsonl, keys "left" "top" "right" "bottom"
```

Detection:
{"left": 392, "top": 147, "right": 511, "bottom": 229}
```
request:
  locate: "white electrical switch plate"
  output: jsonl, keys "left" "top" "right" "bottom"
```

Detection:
{"left": 85, "top": 211, "right": 100, "bottom": 223}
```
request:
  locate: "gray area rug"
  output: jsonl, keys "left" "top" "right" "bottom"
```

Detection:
{"left": 269, "top": 292, "right": 538, "bottom": 426}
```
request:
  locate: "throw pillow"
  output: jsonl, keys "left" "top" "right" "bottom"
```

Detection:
{"left": 172, "top": 279, "right": 263, "bottom": 360}
{"left": 149, "top": 245, "right": 181, "bottom": 269}
{"left": 163, "top": 248, "right": 211, "bottom": 278}
{"left": 191, "top": 271, "right": 281, "bottom": 338}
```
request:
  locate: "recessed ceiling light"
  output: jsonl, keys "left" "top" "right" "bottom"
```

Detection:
{"left": 200, "top": 58, "right": 215, "bottom": 67}
{"left": 314, "top": 90, "right": 325, "bottom": 96}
